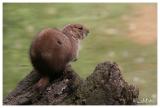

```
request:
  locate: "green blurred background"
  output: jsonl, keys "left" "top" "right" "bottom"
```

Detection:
{"left": 3, "top": 3, "right": 157, "bottom": 104}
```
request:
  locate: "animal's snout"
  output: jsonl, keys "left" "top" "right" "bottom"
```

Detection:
{"left": 87, "top": 29, "right": 90, "bottom": 34}
{"left": 85, "top": 29, "right": 90, "bottom": 36}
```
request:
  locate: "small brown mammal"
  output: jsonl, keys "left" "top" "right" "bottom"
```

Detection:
{"left": 30, "top": 24, "right": 89, "bottom": 91}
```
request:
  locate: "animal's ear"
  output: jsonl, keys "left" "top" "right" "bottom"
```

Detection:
{"left": 52, "top": 27, "right": 59, "bottom": 31}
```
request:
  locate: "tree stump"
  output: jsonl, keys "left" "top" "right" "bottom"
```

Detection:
{"left": 3, "top": 61, "right": 139, "bottom": 105}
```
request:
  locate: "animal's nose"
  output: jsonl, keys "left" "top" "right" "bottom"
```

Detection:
{"left": 86, "top": 29, "right": 90, "bottom": 35}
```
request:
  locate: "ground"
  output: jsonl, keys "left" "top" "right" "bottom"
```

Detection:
{"left": 3, "top": 4, "right": 157, "bottom": 104}
{"left": 128, "top": 4, "right": 156, "bottom": 45}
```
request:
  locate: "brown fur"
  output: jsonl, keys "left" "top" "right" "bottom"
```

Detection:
{"left": 30, "top": 24, "right": 89, "bottom": 91}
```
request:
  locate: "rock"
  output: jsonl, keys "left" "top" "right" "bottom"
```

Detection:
{"left": 3, "top": 61, "right": 139, "bottom": 105}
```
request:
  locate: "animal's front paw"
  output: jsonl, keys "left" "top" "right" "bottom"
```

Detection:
{"left": 73, "top": 58, "right": 78, "bottom": 61}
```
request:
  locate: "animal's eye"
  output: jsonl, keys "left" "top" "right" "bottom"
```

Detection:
{"left": 79, "top": 27, "right": 83, "bottom": 30}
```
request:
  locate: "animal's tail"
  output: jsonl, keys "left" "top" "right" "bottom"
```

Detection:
{"left": 34, "top": 76, "right": 49, "bottom": 92}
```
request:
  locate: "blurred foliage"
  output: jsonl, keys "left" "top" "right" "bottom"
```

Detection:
{"left": 3, "top": 3, "right": 157, "bottom": 104}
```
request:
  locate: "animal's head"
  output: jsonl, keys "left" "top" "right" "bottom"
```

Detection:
{"left": 63, "top": 24, "right": 89, "bottom": 40}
